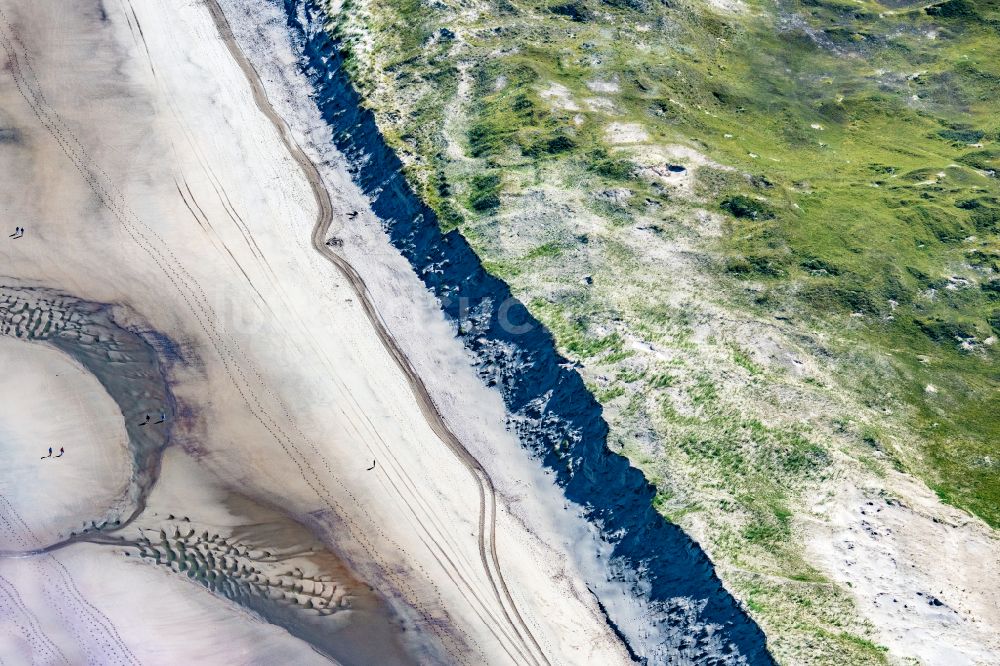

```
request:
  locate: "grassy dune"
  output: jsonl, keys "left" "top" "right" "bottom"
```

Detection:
{"left": 331, "top": 0, "right": 999, "bottom": 660}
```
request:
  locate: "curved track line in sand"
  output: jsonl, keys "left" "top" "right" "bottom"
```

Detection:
{"left": 200, "top": 3, "right": 552, "bottom": 665}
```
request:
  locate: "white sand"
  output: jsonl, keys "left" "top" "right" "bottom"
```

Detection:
{"left": 808, "top": 472, "right": 1000, "bottom": 665}
{"left": 0, "top": 543, "right": 333, "bottom": 665}
{"left": 0, "top": 0, "right": 633, "bottom": 662}
{"left": 0, "top": 336, "right": 130, "bottom": 550}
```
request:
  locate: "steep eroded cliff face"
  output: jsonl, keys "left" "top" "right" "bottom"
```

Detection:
{"left": 278, "top": 2, "right": 774, "bottom": 662}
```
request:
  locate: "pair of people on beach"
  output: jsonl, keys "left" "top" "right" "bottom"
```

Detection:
{"left": 8, "top": 226, "right": 23, "bottom": 239}
{"left": 41, "top": 447, "right": 64, "bottom": 459}
{"left": 138, "top": 411, "right": 166, "bottom": 426}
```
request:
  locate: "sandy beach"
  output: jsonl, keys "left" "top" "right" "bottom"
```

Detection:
{"left": 0, "top": 0, "right": 638, "bottom": 662}
{"left": 0, "top": 335, "right": 130, "bottom": 550}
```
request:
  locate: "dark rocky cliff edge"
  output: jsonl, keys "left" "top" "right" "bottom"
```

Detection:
{"left": 281, "top": 1, "right": 774, "bottom": 662}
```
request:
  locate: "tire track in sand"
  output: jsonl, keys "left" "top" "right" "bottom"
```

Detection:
{"left": 200, "top": 2, "right": 550, "bottom": 665}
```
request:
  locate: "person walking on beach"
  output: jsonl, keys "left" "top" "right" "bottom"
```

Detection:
{"left": 41, "top": 447, "right": 52, "bottom": 459}
{"left": 138, "top": 414, "right": 150, "bottom": 426}
{"left": 56, "top": 447, "right": 64, "bottom": 458}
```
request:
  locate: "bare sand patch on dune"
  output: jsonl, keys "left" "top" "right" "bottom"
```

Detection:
{"left": 605, "top": 122, "right": 648, "bottom": 144}
{"left": 540, "top": 82, "right": 580, "bottom": 111}
{"left": 808, "top": 473, "right": 1000, "bottom": 666}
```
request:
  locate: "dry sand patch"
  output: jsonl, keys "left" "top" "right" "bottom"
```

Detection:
{"left": 0, "top": 336, "right": 130, "bottom": 550}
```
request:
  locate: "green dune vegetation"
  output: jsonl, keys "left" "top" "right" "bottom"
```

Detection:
{"left": 329, "top": 0, "right": 998, "bottom": 661}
